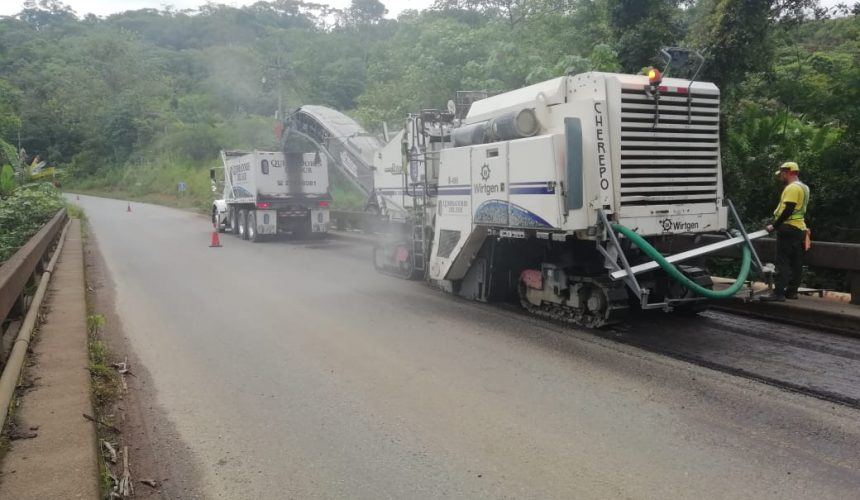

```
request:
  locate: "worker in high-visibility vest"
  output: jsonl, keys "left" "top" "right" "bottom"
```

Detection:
{"left": 760, "top": 162, "right": 810, "bottom": 302}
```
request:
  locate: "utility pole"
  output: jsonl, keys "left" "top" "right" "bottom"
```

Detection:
{"left": 266, "top": 55, "right": 291, "bottom": 121}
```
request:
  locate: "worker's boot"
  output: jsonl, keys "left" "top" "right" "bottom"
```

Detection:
{"left": 759, "top": 292, "right": 786, "bottom": 302}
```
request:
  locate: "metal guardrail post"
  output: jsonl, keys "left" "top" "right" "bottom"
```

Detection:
{"left": 850, "top": 272, "right": 860, "bottom": 305}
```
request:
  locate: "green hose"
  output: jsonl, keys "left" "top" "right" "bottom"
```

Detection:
{"left": 611, "top": 224, "right": 752, "bottom": 299}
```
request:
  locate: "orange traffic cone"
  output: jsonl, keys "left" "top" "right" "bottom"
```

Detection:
{"left": 127, "top": 202, "right": 132, "bottom": 212}
{"left": 210, "top": 224, "right": 222, "bottom": 248}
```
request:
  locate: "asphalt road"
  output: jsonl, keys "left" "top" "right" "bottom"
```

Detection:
{"left": 73, "top": 195, "right": 860, "bottom": 499}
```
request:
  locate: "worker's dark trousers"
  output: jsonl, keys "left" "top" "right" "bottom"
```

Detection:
{"left": 775, "top": 225, "right": 804, "bottom": 295}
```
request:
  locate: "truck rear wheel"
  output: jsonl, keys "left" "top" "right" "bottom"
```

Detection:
{"left": 238, "top": 209, "right": 248, "bottom": 240}
{"left": 247, "top": 211, "right": 260, "bottom": 242}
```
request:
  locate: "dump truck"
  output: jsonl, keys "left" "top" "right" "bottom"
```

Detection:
{"left": 211, "top": 150, "right": 331, "bottom": 241}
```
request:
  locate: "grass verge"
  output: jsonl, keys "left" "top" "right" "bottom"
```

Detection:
{"left": 69, "top": 187, "right": 212, "bottom": 215}
{"left": 66, "top": 153, "right": 369, "bottom": 214}
{"left": 86, "top": 313, "right": 121, "bottom": 496}
{"left": 76, "top": 205, "right": 123, "bottom": 497}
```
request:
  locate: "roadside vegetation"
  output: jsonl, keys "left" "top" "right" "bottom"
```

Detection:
{"left": 72, "top": 161, "right": 214, "bottom": 213}
{"left": 86, "top": 315, "right": 119, "bottom": 412}
{"left": 0, "top": 184, "right": 71, "bottom": 466}
{"left": 0, "top": 183, "right": 64, "bottom": 262}
{"left": 85, "top": 312, "right": 124, "bottom": 497}
{"left": 0, "top": 1, "right": 857, "bottom": 267}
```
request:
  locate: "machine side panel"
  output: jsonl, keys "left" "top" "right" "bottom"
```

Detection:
{"left": 591, "top": 98, "right": 615, "bottom": 213}
{"left": 471, "top": 143, "right": 510, "bottom": 227}
{"left": 553, "top": 99, "right": 609, "bottom": 232}
{"left": 372, "top": 129, "right": 409, "bottom": 219}
{"left": 559, "top": 74, "right": 616, "bottom": 221}
{"left": 429, "top": 147, "right": 476, "bottom": 281}
{"left": 506, "top": 135, "right": 564, "bottom": 229}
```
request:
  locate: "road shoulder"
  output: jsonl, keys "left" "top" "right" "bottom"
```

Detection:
{"left": 84, "top": 224, "right": 206, "bottom": 499}
{"left": 0, "top": 220, "right": 100, "bottom": 498}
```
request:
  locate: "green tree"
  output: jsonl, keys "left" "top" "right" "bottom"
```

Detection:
{"left": 345, "top": 0, "right": 388, "bottom": 26}
{"left": 0, "top": 165, "right": 14, "bottom": 196}
{"left": 432, "top": 0, "right": 576, "bottom": 29}
{"left": 694, "top": 0, "right": 818, "bottom": 94}
{"left": 607, "top": 0, "right": 679, "bottom": 72}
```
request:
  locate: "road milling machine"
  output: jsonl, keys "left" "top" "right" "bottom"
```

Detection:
{"left": 370, "top": 61, "right": 766, "bottom": 327}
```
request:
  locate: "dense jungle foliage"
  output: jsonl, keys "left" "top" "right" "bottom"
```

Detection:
{"left": 0, "top": 182, "right": 63, "bottom": 262}
{"left": 0, "top": 0, "right": 858, "bottom": 241}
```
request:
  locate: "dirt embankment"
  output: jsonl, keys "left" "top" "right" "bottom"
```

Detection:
{"left": 85, "top": 228, "right": 206, "bottom": 499}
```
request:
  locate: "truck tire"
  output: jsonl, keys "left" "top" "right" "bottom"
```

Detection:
{"left": 230, "top": 207, "right": 240, "bottom": 236}
{"left": 247, "top": 211, "right": 260, "bottom": 242}
{"left": 238, "top": 209, "right": 248, "bottom": 240}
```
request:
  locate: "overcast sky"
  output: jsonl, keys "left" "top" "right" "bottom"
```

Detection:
{"left": 0, "top": 0, "right": 437, "bottom": 18}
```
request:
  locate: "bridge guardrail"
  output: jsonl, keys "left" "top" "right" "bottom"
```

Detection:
{"left": 667, "top": 233, "right": 860, "bottom": 304}
{"left": 0, "top": 209, "right": 68, "bottom": 366}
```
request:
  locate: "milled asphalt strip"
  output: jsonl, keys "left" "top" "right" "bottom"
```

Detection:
{"left": 0, "top": 220, "right": 100, "bottom": 499}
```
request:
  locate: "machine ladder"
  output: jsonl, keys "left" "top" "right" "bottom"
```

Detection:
{"left": 404, "top": 147, "right": 429, "bottom": 274}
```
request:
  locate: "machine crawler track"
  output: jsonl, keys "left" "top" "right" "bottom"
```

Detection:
{"left": 373, "top": 243, "right": 424, "bottom": 280}
{"left": 519, "top": 279, "right": 630, "bottom": 329}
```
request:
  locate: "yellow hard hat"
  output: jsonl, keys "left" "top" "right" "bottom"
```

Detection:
{"left": 774, "top": 161, "right": 799, "bottom": 175}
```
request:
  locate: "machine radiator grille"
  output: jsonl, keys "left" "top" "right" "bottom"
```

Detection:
{"left": 618, "top": 87, "right": 720, "bottom": 207}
